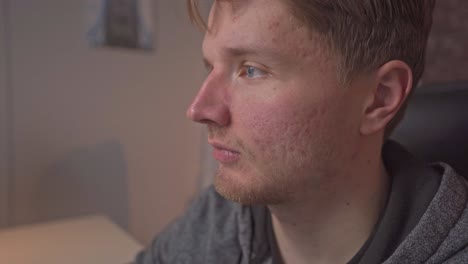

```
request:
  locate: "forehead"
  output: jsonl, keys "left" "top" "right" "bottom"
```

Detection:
{"left": 203, "top": 0, "right": 319, "bottom": 61}
{"left": 207, "top": 0, "right": 291, "bottom": 27}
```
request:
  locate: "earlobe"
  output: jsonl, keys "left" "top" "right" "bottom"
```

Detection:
{"left": 360, "top": 60, "right": 413, "bottom": 136}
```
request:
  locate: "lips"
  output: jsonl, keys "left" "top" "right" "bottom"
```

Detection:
{"left": 210, "top": 141, "right": 240, "bottom": 163}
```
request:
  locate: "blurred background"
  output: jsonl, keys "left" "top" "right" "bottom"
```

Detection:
{"left": 0, "top": 0, "right": 466, "bottom": 247}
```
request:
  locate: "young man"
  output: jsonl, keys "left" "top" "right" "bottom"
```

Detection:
{"left": 136, "top": 1, "right": 468, "bottom": 263}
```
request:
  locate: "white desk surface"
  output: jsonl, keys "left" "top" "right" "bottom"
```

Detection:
{"left": 0, "top": 215, "right": 143, "bottom": 264}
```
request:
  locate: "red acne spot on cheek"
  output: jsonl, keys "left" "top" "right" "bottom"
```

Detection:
{"left": 287, "top": 143, "right": 295, "bottom": 153}
{"left": 308, "top": 107, "right": 321, "bottom": 120}
{"left": 231, "top": 9, "right": 241, "bottom": 22}
{"left": 254, "top": 137, "right": 267, "bottom": 153}
{"left": 267, "top": 20, "right": 281, "bottom": 30}
{"left": 292, "top": 47, "right": 308, "bottom": 58}
{"left": 286, "top": 107, "right": 319, "bottom": 138}
{"left": 249, "top": 116, "right": 281, "bottom": 154}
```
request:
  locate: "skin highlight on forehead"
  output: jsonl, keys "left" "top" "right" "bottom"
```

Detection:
{"left": 208, "top": 0, "right": 303, "bottom": 40}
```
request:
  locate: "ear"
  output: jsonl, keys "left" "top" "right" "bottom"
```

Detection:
{"left": 360, "top": 60, "right": 413, "bottom": 135}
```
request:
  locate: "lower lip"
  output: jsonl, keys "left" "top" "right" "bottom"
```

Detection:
{"left": 212, "top": 148, "right": 240, "bottom": 163}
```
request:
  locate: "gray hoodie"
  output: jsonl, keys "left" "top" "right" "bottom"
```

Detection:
{"left": 135, "top": 141, "right": 468, "bottom": 263}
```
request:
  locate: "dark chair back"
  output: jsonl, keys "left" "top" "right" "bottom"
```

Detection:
{"left": 390, "top": 81, "right": 468, "bottom": 177}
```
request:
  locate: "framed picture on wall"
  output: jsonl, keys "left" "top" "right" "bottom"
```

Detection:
{"left": 86, "top": 0, "right": 155, "bottom": 51}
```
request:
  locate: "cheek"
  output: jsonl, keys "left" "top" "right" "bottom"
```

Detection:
{"left": 238, "top": 99, "right": 324, "bottom": 160}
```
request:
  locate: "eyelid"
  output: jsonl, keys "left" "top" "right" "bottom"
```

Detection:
{"left": 242, "top": 62, "right": 268, "bottom": 71}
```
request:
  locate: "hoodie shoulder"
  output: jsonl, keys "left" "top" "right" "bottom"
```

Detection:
{"left": 425, "top": 164, "right": 468, "bottom": 264}
{"left": 385, "top": 163, "right": 468, "bottom": 264}
{"left": 135, "top": 186, "right": 254, "bottom": 264}
{"left": 441, "top": 245, "right": 468, "bottom": 263}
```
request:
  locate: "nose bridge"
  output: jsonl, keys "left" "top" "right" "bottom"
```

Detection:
{"left": 187, "top": 70, "right": 231, "bottom": 126}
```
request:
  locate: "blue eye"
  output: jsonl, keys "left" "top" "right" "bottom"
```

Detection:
{"left": 245, "top": 66, "right": 266, "bottom": 79}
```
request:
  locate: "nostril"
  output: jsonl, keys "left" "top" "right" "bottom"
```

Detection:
{"left": 199, "top": 119, "right": 217, "bottom": 125}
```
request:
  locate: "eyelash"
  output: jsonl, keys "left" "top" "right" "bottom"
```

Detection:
{"left": 203, "top": 61, "right": 269, "bottom": 81}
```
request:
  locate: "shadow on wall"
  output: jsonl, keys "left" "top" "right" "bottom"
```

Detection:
{"left": 33, "top": 140, "right": 129, "bottom": 229}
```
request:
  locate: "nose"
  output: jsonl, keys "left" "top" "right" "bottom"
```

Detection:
{"left": 186, "top": 72, "right": 231, "bottom": 127}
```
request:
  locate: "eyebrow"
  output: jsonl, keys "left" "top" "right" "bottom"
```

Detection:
{"left": 224, "top": 46, "right": 259, "bottom": 57}
{"left": 226, "top": 45, "right": 287, "bottom": 60}
{"left": 203, "top": 47, "right": 258, "bottom": 68}
{"left": 203, "top": 46, "right": 283, "bottom": 68}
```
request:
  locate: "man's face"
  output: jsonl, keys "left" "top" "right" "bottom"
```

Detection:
{"left": 187, "top": 0, "right": 365, "bottom": 205}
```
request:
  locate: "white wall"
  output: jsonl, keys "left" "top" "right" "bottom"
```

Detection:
{"left": 0, "top": 0, "right": 10, "bottom": 228}
{"left": 6, "top": 0, "right": 206, "bottom": 244}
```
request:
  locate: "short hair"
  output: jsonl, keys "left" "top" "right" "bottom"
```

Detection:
{"left": 186, "top": 0, "right": 436, "bottom": 135}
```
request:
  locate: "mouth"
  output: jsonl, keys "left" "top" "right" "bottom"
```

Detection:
{"left": 209, "top": 141, "right": 241, "bottom": 164}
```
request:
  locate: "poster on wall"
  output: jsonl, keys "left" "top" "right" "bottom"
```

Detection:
{"left": 85, "top": 0, "right": 155, "bottom": 51}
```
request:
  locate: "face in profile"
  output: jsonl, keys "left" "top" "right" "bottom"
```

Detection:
{"left": 187, "top": 0, "right": 366, "bottom": 205}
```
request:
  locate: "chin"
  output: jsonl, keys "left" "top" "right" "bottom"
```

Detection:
{"left": 213, "top": 166, "right": 287, "bottom": 205}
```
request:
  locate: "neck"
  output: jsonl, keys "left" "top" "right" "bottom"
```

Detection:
{"left": 269, "top": 141, "right": 390, "bottom": 264}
